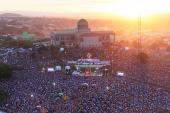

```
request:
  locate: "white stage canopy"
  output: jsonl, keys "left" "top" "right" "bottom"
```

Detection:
{"left": 68, "top": 59, "right": 110, "bottom": 66}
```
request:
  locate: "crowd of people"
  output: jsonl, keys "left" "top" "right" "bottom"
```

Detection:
{"left": 0, "top": 46, "right": 170, "bottom": 113}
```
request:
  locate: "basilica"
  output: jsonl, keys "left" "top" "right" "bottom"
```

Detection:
{"left": 50, "top": 19, "right": 115, "bottom": 48}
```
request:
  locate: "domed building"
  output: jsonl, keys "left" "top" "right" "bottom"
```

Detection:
{"left": 77, "top": 19, "right": 90, "bottom": 32}
{"left": 51, "top": 19, "right": 115, "bottom": 48}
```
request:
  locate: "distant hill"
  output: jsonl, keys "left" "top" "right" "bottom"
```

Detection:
{"left": 0, "top": 13, "right": 23, "bottom": 17}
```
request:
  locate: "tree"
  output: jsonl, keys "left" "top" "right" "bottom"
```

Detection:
{"left": 137, "top": 52, "right": 149, "bottom": 64}
{"left": 0, "top": 90, "right": 8, "bottom": 103}
{"left": 0, "top": 64, "right": 13, "bottom": 80}
{"left": 22, "top": 40, "right": 33, "bottom": 49}
{"left": 17, "top": 40, "right": 33, "bottom": 48}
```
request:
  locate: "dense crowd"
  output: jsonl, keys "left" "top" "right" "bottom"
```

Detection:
{"left": 0, "top": 46, "right": 170, "bottom": 113}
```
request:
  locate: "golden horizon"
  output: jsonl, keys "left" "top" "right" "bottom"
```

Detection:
{"left": 0, "top": 0, "right": 170, "bottom": 19}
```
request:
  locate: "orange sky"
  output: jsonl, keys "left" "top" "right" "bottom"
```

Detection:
{"left": 0, "top": 0, "right": 170, "bottom": 19}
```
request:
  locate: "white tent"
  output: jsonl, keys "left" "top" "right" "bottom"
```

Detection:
{"left": 81, "top": 83, "right": 89, "bottom": 86}
{"left": 55, "top": 66, "right": 62, "bottom": 71}
{"left": 60, "top": 48, "right": 64, "bottom": 52}
{"left": 47, "top": 68, "right": 55, "bottom": 72}
{"left": 72, "top": 71, "right": 80, "bottom": 76}
{"left": 117, "top": 71, "right": 125, "bottom": 77}
{"left": 65, "top": 66, "right": 71, "bottom": 70}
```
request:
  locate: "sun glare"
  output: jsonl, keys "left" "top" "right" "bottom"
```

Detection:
{"left": 117, "top": 0, "right": 169, "bottom": 18}
{"left": 93, "top": 0, "right": 170, "bottom": 19}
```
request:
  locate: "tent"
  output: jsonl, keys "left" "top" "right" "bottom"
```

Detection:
{"left": 117, "top": 71, "right": 125, "bottom": 77}
{"left": 58, "top": 92, "right": 64, "bottom": 96}
{"left": 72, "top": 71, "right": 80, "bottom": 76}
{"left": 60, "top": 48, "right": 64, "bottom": 52}
{"left": 65, "top": 66, "right": 71, "bottom": 70}
{"left": 55, "top": 66, "right": 62, "bottom": 71}
{"left": 47, "top": 68, "right": 55, "bottom": 72}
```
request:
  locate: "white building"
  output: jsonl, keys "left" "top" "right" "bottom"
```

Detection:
{"left": 50, "top": 19, "right": 115, "bottom": 48}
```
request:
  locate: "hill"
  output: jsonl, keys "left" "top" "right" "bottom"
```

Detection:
{"left": 0, "top": 13, "right": 23, "bottom": 17}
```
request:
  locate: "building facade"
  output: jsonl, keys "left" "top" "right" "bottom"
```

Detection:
{"left": 51, "top": 19, "right": 115, "bottom": 48}
{"left": 33, "top": 38, "right": 51, "bottom": 47}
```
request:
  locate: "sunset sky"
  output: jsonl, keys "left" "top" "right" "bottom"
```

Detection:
{"left": 0, "top": 0, "right": 170, "bottom": 18}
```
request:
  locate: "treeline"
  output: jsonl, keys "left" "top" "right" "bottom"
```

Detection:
{"left": 0, "top": 63, "right": 13, "bottom": 103}
{"left": 0, "top": 63, "right": 13, "bottom": 80}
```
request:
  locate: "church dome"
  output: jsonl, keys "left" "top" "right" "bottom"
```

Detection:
{"left": 77, "top": 19, "right": 90, "bottom": 32}
{"left": 77, "top": 19, "right": 88, "bottom": 27}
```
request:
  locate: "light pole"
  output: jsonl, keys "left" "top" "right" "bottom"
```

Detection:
{"left": 110, "top": 31, "right": 116, "bottom": 75}
{"left": 138, "top": 15, "right": 142, "bottom": 54}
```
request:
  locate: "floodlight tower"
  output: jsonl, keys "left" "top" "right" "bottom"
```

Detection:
{"left": 138, "top": 15, "right": 142, "bottom": 53}
{"left": 137, "top": 11, "right": 148, "bottom": 91}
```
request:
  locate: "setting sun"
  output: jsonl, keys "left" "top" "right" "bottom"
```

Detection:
{"left": 92, "top": 0, "right": 170, "bottom": 18}
{"left": 0, "top": 0, "right": 170, "bottom": 19}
